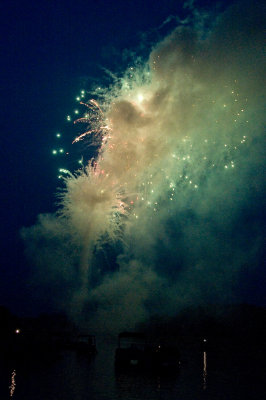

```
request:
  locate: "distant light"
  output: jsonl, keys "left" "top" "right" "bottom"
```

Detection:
{"left": 76, "top": 96, "right": 81, "bottom": 101}
{"left": 74, "top": 109, "right": 79, "bottom": 114}
{"left": 59, "top": 149, "right": 64, "bottom": 153}
{"left": 66, "top": 115, "right": 71, "bottom": 121}
{"left": 81, "top": 90, "right": 85, "bottom": 94}
{"left": 52, "top": 150, "right": 57, "bottom": 155}
{"left": 56, "top": 133, "right": 61, "bottom": 138}
{"left": 15, "top": 329, "right": 20, "bottom": 334}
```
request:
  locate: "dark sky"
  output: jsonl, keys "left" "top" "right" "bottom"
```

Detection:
{"left": 0, "top": 0, "right": 265, "bottom": 319}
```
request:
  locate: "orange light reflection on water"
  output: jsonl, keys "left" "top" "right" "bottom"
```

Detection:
{"left": 9, "top": 369, "right": 16, "bottom": 398}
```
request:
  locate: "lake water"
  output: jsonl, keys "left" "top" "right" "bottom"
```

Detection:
{"left": 0, "top": 336, "right": 265, "bottom": 400}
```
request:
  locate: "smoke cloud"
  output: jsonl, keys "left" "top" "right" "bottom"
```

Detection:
{"left": 22, "top": 1, "right": 265, "bottom": 333}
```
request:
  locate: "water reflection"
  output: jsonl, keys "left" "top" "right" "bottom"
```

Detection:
{"left": 115, "top": 368, "right": 180, "bottom": 400}
{"left": 203, "top": 351, "right": 207, "bottom": 390}
{"left": 2, "top": 340, "right": 263, "bottom": 400}
{"left": 9, "top": 369, "right": 16, "bottom": 398}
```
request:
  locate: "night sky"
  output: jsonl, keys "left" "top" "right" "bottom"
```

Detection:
{"left": 0, "top": 0, "right": 265, "bottom": 330}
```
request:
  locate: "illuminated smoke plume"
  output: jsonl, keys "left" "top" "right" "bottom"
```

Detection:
{"left": 22, "top": 1, "right": 265, "bottom": 333}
